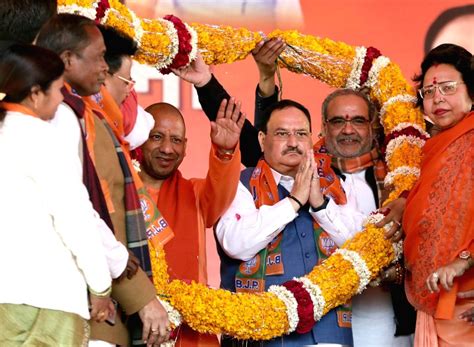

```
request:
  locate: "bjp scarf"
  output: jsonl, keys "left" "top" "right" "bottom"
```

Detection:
{"left": 235, "top": 149, "right": 346, "bottom": 294}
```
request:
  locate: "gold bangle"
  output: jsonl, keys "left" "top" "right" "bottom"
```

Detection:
{"left": 89, "top": 285, "right": 112, "bottom": 298}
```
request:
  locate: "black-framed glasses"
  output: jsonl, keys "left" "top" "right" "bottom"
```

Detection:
{"left": 325, "top": 116, "right": 370, "bottom": 130}
{"left": 418, "top": 81, "right": 464, "bottom": 99}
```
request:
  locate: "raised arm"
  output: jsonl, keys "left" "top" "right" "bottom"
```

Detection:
{"left": 252, "top": 38, "right": 285, "bottom": 129}
{"left": 172, "top": 53, "right": 261, "bottom": 167}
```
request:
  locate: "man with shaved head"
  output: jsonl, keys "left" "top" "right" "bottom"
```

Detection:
{"left": 138, "top": 100, "right": 244, "bottom": 346}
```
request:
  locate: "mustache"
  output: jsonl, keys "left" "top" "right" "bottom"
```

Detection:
{"left": 337, "top": 135, "right": 361, "bottom": 142}
{"left": 282, "top": 146, "right": 303, "bottom": 155}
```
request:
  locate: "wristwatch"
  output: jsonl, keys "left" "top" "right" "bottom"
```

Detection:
{"left": 459, "top": 250, "right": 474, "bottom": 268}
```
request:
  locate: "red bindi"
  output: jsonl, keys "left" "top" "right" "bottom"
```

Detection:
{"left": 344, "top": 114, "right": 350, "bottom": 120}
{"left": 432, "top": 77, "right": 437, "bottom": 84}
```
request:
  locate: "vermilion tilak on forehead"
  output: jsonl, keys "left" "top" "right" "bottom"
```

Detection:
{"left": 432, "top": 77, "right": 437, "bottom": 84}
{"left": 344, "top": 114, "right": 350, "bottom": 119}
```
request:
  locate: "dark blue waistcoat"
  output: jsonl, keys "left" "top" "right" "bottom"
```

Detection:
{"left": 217, "top": 167, "right": 353, "bottom": 346}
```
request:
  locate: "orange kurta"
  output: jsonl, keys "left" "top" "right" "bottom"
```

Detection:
{"left": 146, "top": 145, "right": 241, "bottom": 346}
{"left": 404, "top": 112, "right": 474, "bottom": 320}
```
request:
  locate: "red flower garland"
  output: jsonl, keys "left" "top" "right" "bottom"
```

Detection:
{"left": 381, "top": 126, "right": 429, "bottom": 157}
{"left": 159, "top": 15, "right": 193, "bottom": 74}
{"left": 95, "top": 0, "right": 110, "bottom": 23}
{"left": 282, "top": 280, "right": 316, "bottom": 334}
{"left": 384, "top": 126, "right": 429, "bottom": 146}
{"left": 359, "top": 47, "right": 381, "bottom": 86}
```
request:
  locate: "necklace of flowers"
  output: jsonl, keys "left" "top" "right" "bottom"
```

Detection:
{"left": 60, "top": 0, "right": 428, "bottom": 341}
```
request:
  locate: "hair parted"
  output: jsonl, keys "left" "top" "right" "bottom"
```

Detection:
{"left": 0, "top": 43, "right": 64, "bottom": 122}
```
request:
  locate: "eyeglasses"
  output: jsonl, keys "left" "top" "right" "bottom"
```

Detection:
{"left": 270, "top": 129, "right": 311, "bottom": 140}
{"left": 418, "top": 81, "right": 464, "bottom": 99}
{"left": 109, "top": 72, "right": 135, "bottom": 88}
{"left": 325, "top": 116, "right": 370, "bottom": 130}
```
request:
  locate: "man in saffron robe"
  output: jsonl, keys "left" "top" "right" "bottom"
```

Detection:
{"left": 138, "top": 100, "right": 244, "bottom": 346}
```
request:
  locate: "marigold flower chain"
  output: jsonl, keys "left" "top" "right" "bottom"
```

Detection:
{"left": 58, "top": 0, "right": 426, "bottom": 341}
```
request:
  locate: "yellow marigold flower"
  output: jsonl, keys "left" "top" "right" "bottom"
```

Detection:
{"left": 387, "top": 143, "right": 423, "bottom": 171}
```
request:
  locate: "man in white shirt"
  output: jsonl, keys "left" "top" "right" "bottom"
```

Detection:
{"left": 215, "top": 99, "right": 353, "bottom": 346}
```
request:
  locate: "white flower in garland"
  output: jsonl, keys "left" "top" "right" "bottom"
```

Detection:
{"left": 380, "top": 94, "right": 418, "bottom": 119}
{"left": 364, "top": 212, "right": 385, "bottom": 226}
{"left": 296, "top": 277, "right": 325, "bottom": 322}
{"left": 157, "top": 296, "right": 182, "bottom": 328}
{"left": 390, "top": 122, "right": 430, "bottom": 136}
{"left": 130, "top": 9, "right": 144, "bottom": 47}
{"left": 392, "top": 240, "right": 403, "bottom": 262}
{"left": 100, "top": 7, "right": 112, "bottom": 25}
{"left": 364, "top": 55, "right": 390, "bottom": 90}
{"left": 184, "top": 23, "right": 199, "bottom": 63}
{"left": 58, "top": 4, "right": 98, "bottom": 19}
{"left": 385, "top": 135, "right": 426, "bottom": 163}
{"left": 335, "top": 249, "right": 371, "bottom": 294}
{"left": 268, "top": 285, "right": 299, "bottom": 334}
{"left": 345, "top": 46, "right": 366, "bottom": 90}
{"left": 384, "top": 166, "right": 421, "bottom": 187}
{"left": 157, "top": 18, "right": 179, "bottom": 70}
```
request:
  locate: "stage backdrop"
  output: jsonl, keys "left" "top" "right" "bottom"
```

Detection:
{"left": 125, "top": 0, "right": 472, "bottom": 288}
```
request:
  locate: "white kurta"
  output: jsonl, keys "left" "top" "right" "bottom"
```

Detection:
{"left": 0, "top": 111, "right": 111, "bottom": 319}
{"left": 312, "top": 170, "right": 413, "bottom": 347}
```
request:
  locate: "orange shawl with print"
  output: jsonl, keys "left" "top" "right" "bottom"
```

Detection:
{"left": 404, "top": 112, "right": 474, "bottom": 319}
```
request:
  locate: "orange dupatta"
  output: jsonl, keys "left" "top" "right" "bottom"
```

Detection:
{"left": 82, "top": 86, "right": 174, "bottom": 247}
{"left": 404, "top": 112, "right": 474, "bottom": 319}
{"left": 1, "top": 102, "right": 38, "bottom": 118}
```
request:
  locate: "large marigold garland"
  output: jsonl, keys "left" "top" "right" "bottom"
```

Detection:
{"left": 59, "top": 0, "right": 428, "bottom": 341}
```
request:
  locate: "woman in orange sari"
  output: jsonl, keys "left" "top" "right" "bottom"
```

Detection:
{"left": 403, "top": 43, "right": 474, "bottom": 346}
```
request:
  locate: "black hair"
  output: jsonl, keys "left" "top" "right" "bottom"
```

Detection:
{"left": 35, "top": 14, "right": 97, "bottom": 56}
{"left": 0, "top": 0, "right": 57, "bottom": 43}
{"left": 0, "top": 43, "right": 64, "bottom": 122}
{"left": 258, "top": 99, "right": 312, "bottom": 133}
{"left": 413, "top": 43, "right": 473, "bottom": 109}
{"left": 99, "top": 25, "right": 138, "bottom": 74}
{"left": 424, "top": 5, "right": 474, "bottom": 54}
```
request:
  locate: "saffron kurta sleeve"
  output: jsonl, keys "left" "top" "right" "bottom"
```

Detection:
{"left": 192, "top": 144, "right": 242, "bottom": 228}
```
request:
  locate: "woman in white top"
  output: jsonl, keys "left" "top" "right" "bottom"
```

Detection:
{"left": 0, "top": 43, "right": 114, "bottom": 345}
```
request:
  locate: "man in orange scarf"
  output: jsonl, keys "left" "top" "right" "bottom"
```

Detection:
{"left": 138, "top": 100, "right": 244, "bottom": 346}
